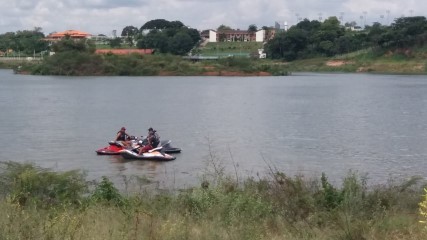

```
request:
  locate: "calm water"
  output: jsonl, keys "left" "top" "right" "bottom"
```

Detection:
{"left": 1, "top": 69, "right": 427, "bottom": 187}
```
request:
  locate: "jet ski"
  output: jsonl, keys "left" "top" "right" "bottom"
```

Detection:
{"left": 95, "top": 141, "right": 138, "bottom": 155}
{"left": 96, "top": 138, "right": 181, "bottom": 155}
{"left": 135, "top": 138, "right": 181, "bottom": 154}
{"left": 119, "top": 149, "right": 176, "bottom": 161}
{"left": 157, "top": 140, "right": 181, "bottom": 153}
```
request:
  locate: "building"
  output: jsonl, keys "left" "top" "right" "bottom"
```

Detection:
{"left": 207, "top": 29, "right": 269, "bottom": 43}
{"left": 44, "top": 30, "right": 92, "bottom": 41}
{"left": 204, "top": 22, "right": 285, "bottom": 43}
{"left": 209, "top": 30, "right": 263, "bottom": 42}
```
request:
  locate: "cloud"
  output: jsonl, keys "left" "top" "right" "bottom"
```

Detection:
{"left": 0, "top": 0, "right": 425, "bottom": 35}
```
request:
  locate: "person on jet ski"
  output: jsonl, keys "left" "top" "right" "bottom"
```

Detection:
{"left": 138, "top": 127, "right": 160, "bottom": 154}
{"left": 115, "top": 127, "right": 132, "bottom": 148}
{"left": 148, "top": 127, "right": 160, "bottom": 147}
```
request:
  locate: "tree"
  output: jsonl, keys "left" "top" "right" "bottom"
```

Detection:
{"left": 217, "top": 25, "right": 232, "bottom": 31}
{"left": 140, "top": 19, "right": 184, "bottom": 30}
{"left": 109, "top": 37, "right": 122, "bottom": 48}
{"left": 318, "top": 40, "right": 335, "bottom": 56}
{"left": 169, "top": 21, "right": 185, "bottom": 29}
{"left": 296, "top": 19, "right": 321, "bottom": 32}
{"left": 0, "top": 29, "right": 48, "bottom": 55}
{"left": 143, "top": 30, "right": 169, "bottom": 53}
{"left": 51, "top": 37, "right": 95, "bottom": 53}
{"left": 392, "top": 16, "right": 427, "bottom": 36}
{"left": 168, "top": 31, "right": 194, "bottom": 55}
{"left": 390, "top": 16, "right": 427, "bottom": 47}
{"left": 366, "top": 22, "right": 388, "bottom": 47}
{"left": 185, "top": 28, "right": 201, "bottom": 45}
{"left": 345, "top": 21, "right": 358, "bottom": 28}
{"left": 334, "top": 35, "right": 355, "bottom": 54}
{"left": 136, "top": 19, "right": 200, "bottom": 54}
{"left": 248, "top": 24, "right": 257, "bottom": 32}
{"left": 121, "top": 26, "right": 139, "bottom": 46}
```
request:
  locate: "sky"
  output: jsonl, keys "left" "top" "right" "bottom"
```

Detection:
{"left": 0, "top": 0, "right": 425, "bottom": 36}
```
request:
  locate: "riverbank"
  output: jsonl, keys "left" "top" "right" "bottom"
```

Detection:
{"left": 281, "top": 48, "right": 427, "bottom": 74}
{"left": 0, "top": 161, "right": 426, "bottom": 240}
{"left": 11, "top": 53, "right": 290, "bottom": 76}
{"left": 5, "top": 47, "right": 427, "bottom": 76}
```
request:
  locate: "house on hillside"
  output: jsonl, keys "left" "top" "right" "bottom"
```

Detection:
{"left": 204, "top": 27, "right": 279, "bottom": 43}
{"left": 44, "top": 30, "right": 92, "bottom": 42}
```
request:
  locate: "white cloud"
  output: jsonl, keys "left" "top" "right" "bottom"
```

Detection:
{"left": 0, "top": 0, "right": 425, "bottom": 35}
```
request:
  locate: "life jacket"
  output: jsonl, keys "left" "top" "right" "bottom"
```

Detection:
{"left": 149, "top": 133, "right": 160, "bottom": 147}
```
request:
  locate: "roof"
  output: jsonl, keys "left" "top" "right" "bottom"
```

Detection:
{"left": 95, "top": 49, "right": 154, "bottom": 55}
{"left": 46, "top": 30, "right": 92, "bottom": 39}
{"left": 211, "top": 30, "right": 253, "bottom": 34}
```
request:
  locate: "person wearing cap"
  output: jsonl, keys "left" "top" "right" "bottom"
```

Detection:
{"left": 115, "top": 127, "right": 131, "bottom": 147}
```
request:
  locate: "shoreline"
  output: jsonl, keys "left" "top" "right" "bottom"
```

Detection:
{"left": 4, "top": 56, "right": 427, "bottom": 76}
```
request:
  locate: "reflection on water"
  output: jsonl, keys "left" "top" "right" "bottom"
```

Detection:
{"left": 0, "top": 70, "right": 427, "bottom": 187}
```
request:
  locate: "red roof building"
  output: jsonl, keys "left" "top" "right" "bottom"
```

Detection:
{"left": 95, "top": 49, "right": 154, "bottom": 55}
{"left": 44, "top": 30, "right": 92, "bottom": 41}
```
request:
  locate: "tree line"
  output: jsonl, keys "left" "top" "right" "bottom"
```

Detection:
{"left": 1, "top": 16, "right": 427, "bottom": 60}
{"left": 0, "top": 19, "right": 201, "bottom": 57}
{"left": 119, "top": 19, "right": 201, "bottom": 55}
{"left": 0, "top": 28, "right": 48, "bottom": 56}
{"left": 265, "top": 16, "right": 427, "bottom": 61}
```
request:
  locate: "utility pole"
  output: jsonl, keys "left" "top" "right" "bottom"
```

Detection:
{"left": 339, "top": 12, "right": 344, "bottom": 25}
{"left": 386, "top": 10, "right": 390, "bottom": 25}
{"left": 363, "top": 11, "right": 367, "bottom": 27}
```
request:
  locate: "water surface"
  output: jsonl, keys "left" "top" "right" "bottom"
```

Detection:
{"left": 1, "top": 70, "right": 426, "bottom": 187}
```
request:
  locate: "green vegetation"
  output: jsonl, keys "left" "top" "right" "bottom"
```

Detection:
{"left": 2, "top": 16, "right": 427, "bottom": 75}
{"left": 195, "top": 42, "right": 263, "bottom": 57}
{"left": 0, "top": 28, "right": 48, "bottom": 56}
{"left": 274, "top": 46, "right": 427, "bottom": 74}
{"left": 420, "top": 188, "right": 427, "bottom": 229}
{"left": 123, "top": 19, "right": 201, "bottom": 55}
{"left": 266, "top": 16, "right": 427, "bottom": 62}
{"left": 15, "top": 37, "right": 289, "bottom": 76}
{"left": 0, "top": 161, "right": 426, "bottom": 239}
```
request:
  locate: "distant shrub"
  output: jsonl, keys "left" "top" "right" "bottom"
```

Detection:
{"left": 420, "top": 188, "right": 427, "bottom": 229}
{"left": 90, "top": 176, "right": 126, "bottom": 206}
{"left": 0, "top": 161, "right": 87, "bottom": 207}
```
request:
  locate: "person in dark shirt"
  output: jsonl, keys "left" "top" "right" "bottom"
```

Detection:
{"left": 115, "top": 127, "right": 131, "bottom": 147}
{"left": 138, "top": 127, "right": 160, "bottom": 154}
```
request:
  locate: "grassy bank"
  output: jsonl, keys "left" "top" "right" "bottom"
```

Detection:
{"left": 197, "top": 42, "right": 263, "bottom": 57}
{"left": 8, "top": 45, "right": 427, "bottom": 76}
{"left": 0, "top": 161, "right": 426, "bottom": 239}
{"left": 280, "top": 47, "right": 427, "bottom": 74}
{"left": 16, "top": 53, "right": 290, "bottom": 76}
{"left": 0, "top": 59, "right": 33, "bottom": 70}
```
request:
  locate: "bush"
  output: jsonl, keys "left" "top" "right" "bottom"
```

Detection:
{"left": 420, "top": 188, "right": 427, "bottom": 229}
{"left": 90, "top": 176, "right": 126, "bottom": 206}
{"left": 0, "top": 162, "right": 87, "bottom": 207}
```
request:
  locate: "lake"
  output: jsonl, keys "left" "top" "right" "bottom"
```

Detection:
{"left": 1, "top": 69, "right": 426, "bottom": 188}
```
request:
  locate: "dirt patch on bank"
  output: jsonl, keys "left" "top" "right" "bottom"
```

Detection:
{"left": 413, "top": 64, "right": 425, "bottom": 71}
{"left": 326, "top": 60, "right": 354, "bottom": 67}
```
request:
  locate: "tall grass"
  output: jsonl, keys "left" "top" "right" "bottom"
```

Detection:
{"left": 0, "top": 160, "right": 425, "bottom": 239}
{"left": 199, "top": 42, "right": 263, "bottom": 56}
